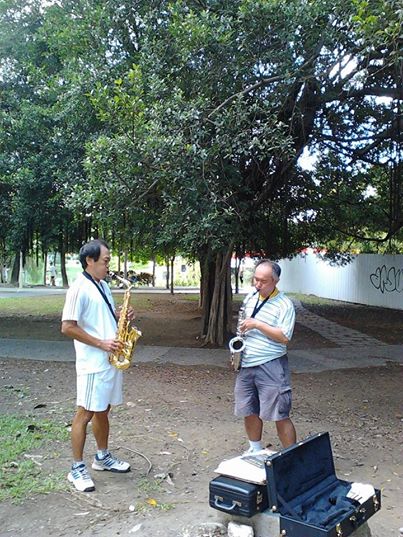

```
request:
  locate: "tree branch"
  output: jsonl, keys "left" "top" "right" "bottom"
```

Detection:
{"left": 208, "top": 74, "right": 285, "bottom": 118}
{"left": 209, "top": 40, "right": 326, "bottom": 119}
{"left": 339, "top": 87, "right": 403, "bottom": 100}
{"left": 332, "top": 223, "right": 403, "bottom": 243}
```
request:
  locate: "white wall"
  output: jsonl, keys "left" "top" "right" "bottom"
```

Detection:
{"left": 279, "top": 253, "right": 403, "bottom": 310}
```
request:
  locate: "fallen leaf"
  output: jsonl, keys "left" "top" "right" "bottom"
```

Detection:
{"left": 129, "top": 523, "right": 142, "bottom": 533}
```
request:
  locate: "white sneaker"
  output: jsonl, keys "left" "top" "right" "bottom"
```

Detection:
{"left": 92, "top": 452, "right": 131, "bottom": 473}
{"left": 67, "top": 464, "right": 95, "bottom": 492}
{"left": 242, "top": 446, "right": 262, "bottom": 457}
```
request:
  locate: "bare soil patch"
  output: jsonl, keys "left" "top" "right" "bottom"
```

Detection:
{"left": 0, "top": 294, "right": 402, "bottom": 537}
{"left": 0, "top": 359, "right": 401, "bottom": 537}
{"left": 2, "top": 293, "right": 402, "bottom": 347}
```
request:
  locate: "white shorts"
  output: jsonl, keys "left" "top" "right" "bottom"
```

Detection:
{"left": 76, "top": 367, "right": 123, "bottom": 411}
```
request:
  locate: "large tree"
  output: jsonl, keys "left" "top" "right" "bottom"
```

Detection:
{"left": 0, "top": 0, "right": 401, "bottom": 344}
{"left": 0, "top": 0, "right": 118, "bottom": 283}
{"left": 79, "top": 0, "right": 402, "bottom": 344}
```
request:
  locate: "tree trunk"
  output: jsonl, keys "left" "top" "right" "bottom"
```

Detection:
{"left": 43, "top": 251, "right": 47, "bottom": 285}
{"left": 201, "top": 246, "right": 233, "bottom": 346}
{"left": 234, "top": 254, "right": 243, "bottom": 294}
{"left": 18, "top": 251, "right": 24, "bottom": 288}
{"left": 59, "top": 235, "right": 69, "bottom": 287}
{"left": 10, "top": 253, "right": 20, "bottom": 285}
{"left": 165, "top": 257, "right": 170, "bottom": 289}
{"left": 200, "top": 251, "right": 216, "bottom": 334}
{"left": 152, "top": 257, "right": 156, "bottom": 287}
{"left": 124, "top": 250, "right": 128, "bottom": 277}
{"left": 170, "top": 256, "right": 175, "bottom": 294}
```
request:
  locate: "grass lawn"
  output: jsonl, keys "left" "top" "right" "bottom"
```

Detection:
{"left": 0, "top": 416, "right": 69, "bottom": 502}
{"left": 0, "top": 293, "right": 198, "bottom": 316}
{"left": 0, "top": 291, "right": 335, "bottom": 317}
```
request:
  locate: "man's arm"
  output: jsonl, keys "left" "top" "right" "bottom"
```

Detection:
{"left": 61, "top": 320, "right": 122, "bottom": 354}
{"left": 240, "top": 318, "right": 289, "bottom": 344}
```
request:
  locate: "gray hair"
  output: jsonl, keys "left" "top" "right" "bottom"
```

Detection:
{"left": 255, "top": 259, "right": 281, "bottom": 282}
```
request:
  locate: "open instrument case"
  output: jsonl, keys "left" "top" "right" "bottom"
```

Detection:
{"left": 264, "top": 432, "right": 381, "bottom": 537}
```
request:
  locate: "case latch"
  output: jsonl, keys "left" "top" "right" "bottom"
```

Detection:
{"left": 373, "top": 494, "right": 380, "bottom": 511}
{"left": 336, "top": 523, "right": 343, "bottom": 537}
{"left": 349, "top": 515, "right": 357, "bottom": 528}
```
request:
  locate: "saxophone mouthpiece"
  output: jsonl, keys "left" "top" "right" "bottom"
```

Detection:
{"left": 110, "top": 272, "right": 132, "bottom": 289}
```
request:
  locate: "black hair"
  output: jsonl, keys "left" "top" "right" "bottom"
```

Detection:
{"left": 255, "top": 259, "right": 281, "bottom": 280}
{"left": 79, "top": 239, "right": 109, "bottom": 269}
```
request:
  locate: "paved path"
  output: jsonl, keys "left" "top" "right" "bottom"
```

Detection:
{"left": 0, "top": 337, "right": 401, "bottom": 373}
{"left": 0, "top": 292, "right": 402, "bottom": 373}
{"left": 292, "top": 298, "right": 387, "bottom": 347}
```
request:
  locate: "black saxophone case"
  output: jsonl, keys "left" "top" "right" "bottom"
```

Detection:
{"left": 209, "top": 475, "right": 268, "bottom": 518}
{"left": 264, "top": 432, "right": 381, "bottom": 537}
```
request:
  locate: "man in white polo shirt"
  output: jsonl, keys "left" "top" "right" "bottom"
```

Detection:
{"left": 234, "top": 259, "right": 296, "bottom": 453}
{"left": 61, "top": 239, "right": 132, "bottom": 492}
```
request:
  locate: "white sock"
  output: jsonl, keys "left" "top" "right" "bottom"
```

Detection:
{"left": 249, "top": 440, "right": 263, "bottom": 452}
{"left": 72, "top": 460, "right": 85, "bottom": 469}
{"left": 97, "top": 449, "right": 108, "bottom": 459}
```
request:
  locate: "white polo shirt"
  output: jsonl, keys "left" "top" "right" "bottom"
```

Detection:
{"left": 62, "top": 273, "right": 117, "bottom": 374}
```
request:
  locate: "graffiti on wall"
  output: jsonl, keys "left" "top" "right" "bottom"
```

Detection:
{"left": 370, "top": 265, "right": 402, "bottom": 293}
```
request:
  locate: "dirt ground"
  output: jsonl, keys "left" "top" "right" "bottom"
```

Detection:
{"left": 0, "top": 295, "right": 402, "bottom": 537}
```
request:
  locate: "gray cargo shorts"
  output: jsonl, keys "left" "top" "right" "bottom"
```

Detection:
{"left": 234, "top": 355, "right": 292, "bottom": 421}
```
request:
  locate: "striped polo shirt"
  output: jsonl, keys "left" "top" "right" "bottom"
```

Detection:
{"left": 241, "top": 289, "right": 295, "bottom": 367}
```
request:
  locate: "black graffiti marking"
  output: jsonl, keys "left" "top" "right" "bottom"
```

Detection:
{"left": 370, "top": 265, "right": 403, "bottom": 294}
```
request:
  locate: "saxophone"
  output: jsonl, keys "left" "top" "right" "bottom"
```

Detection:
{"left": 228, "top": 301, "right": 247, "bottom": 371}
{"left": 109, "top": 274, "right": 142, "bottom": 370}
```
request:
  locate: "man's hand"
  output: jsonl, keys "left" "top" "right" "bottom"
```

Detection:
{"left": 98, "top": 338, "right": 123, "bottom": 353}
{"left": 116, "top": 305, "right": 135, "bottom": 321}
{"left": 239, "top": 317, "right": 288, "bottom": 344}
{"left": 240, "top": 317, "right": 258, "bottom": 333}
{"left": 61, "top": 320, "right": 126, "bottom": 352}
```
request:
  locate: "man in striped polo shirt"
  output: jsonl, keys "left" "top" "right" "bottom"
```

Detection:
{"left": 234, "top": 259, "right": 297, "bottom": 453}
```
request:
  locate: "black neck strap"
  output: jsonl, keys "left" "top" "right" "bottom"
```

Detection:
{"left": 82, "top": 271, "right": 117, "bottom": 325}
{"left": 251, "top": 288, "right": 277, "bottom": 318}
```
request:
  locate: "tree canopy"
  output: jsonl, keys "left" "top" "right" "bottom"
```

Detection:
{"left": 0, "top": 0, "right": 401, "bottom": 342}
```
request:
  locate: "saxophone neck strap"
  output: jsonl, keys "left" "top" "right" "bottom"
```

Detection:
{"left": 251, "top": 288, "right": 278, "bottom": 318}
{"left": 82, "top": 271, "right": 117, "bottom": 325}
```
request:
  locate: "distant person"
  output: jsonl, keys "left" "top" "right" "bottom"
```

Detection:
{"left": 61, "top": 239, "right": 134, "bottom": 492}
{"left": 234, "top": 259, "right": 296, "bottom": 453}
{"left": 2, "top": 266, "right": 9, "bottom": 283}
{"left": 49, "top": 262, "right": 57, "bottom": 286}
